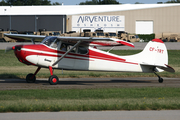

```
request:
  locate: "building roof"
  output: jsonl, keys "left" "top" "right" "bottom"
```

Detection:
{"left": 1, "top": 4, "right": 180, "bottom": 15}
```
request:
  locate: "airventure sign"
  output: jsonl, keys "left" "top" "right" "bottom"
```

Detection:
{"left": 72, "top": 15, "right": 125, "bottom": 32}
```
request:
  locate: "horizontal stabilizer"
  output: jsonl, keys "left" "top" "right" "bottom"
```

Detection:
{"left": 140, "top": 63, "right": 175, "bottom": 73}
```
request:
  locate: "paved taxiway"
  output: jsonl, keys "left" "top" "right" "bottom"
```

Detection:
{"left": 1, "top": 110, "right": 180, "bottom": 120}
{"left": 0, "top": 77, "right": 180, "bottom": 90}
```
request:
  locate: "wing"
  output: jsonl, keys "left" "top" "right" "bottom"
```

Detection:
{"left": 4, "top": 33, "right": 46, "bottom": 42}
{"left": 56, "top": 36, "right": 134, "bottom": 48}
{"left": 4, "top": 33, "right": 134, "bottom": 47}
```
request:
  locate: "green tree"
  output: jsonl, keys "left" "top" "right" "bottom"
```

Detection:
{"left": 79, "top": 0, "right": 120, "bottom": 5}
{"left": 4, "top": 0, "right": 51, "bottom": 5}
{"left": 166, "top": 0, "right": 180, "bottom": 3}
{"left": 135, "top": 2, "right": 144, "bottom": 4}
{"left": 52, "top": 2, "right": 61, "bottom": 5}
{"left": 0, "top": 0, "right": 9, "bottom": 5}
{"left": 79, "top": 0, "right": 99, "bottom": 5}
{"left": 99, "top": 0, "right": 119, "bottom": 4}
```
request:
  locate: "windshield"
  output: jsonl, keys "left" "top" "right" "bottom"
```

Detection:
{"left": 41, "top": 36, "right": 58, "bottom": 47}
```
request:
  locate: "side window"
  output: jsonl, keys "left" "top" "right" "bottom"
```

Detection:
{"left": 60, "top": 43, "right": 67, "bottom": 51}
{"left": 60, "top": 44, "right": 88, "bottom": 54}
{"left": 77, "top": 46, "right": 88, "bottom": 54}
{"left": 67, "top": 45, "right": 76, "bottom": 53}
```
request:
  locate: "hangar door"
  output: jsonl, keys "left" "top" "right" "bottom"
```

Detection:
{"left": 135, "top": 21, "right": 153, "bottom": 34}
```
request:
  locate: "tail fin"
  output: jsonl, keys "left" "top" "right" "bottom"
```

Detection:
{"left": 130, "top": 39, "right": 175, "bottom": 73}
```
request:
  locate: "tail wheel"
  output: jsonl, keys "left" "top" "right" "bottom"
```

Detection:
{"left": 26, "top": 73, "right": 36, "bottom": 83}
{"left": 49, "top": 75, "right": 59, "bottom": 85}
{"left": 158, "top": 77, "right": 163, "bottom": 83}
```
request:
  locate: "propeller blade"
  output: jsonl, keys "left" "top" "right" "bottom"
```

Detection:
{"left": 5, "top": 46, "right": 14, "bottom": 53}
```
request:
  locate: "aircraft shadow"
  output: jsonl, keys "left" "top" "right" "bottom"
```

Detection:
{"left": 0, "top": 78, "right": 151, "bottom": 85}
{"left": 57, "top": 79, "right": 151, "bottom": 85}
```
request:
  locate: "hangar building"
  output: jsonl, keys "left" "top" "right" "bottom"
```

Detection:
{"left": 0, "top": 4, "right": 180, "bottom": 34}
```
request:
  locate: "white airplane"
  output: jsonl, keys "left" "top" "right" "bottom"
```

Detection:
{"left": 5, "top": 33, "right": 175, "bottom": 85}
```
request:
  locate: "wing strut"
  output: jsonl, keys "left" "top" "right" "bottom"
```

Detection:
{"left": 31, "top": 38, "right": 35, "bottom": 44}
{"left": 52, "top": 40, "right": 82, "bottom": 66}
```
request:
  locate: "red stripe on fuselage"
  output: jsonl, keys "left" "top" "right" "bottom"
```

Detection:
{"left": 22, "top": 44, "right": 138, "bottom": 65}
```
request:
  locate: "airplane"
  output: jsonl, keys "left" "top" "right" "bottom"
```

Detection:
{"left": 4, "top": 33, "right": 175, "bottom": 85}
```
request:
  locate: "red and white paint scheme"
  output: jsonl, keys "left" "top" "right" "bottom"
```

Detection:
{"left": 5, "top": 34, "right": 175, "bottom": 85}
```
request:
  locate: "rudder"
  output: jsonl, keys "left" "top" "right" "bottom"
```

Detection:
{"left": 128, "top": 39, "right": 170, "bottom": 72}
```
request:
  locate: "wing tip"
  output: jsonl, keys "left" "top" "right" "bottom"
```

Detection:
{"left": 117, "top": 40, "right": 135, "bottom": 48}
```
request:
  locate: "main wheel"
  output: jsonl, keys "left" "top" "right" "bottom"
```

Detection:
{"left": 49, "top": 75, "right": 59, "bottom": 85}
{"left": 158, "top": 77, "right": 163, "bottom": 83}
{"left": 26, "top": 73, "right": 36, "bottom": 83}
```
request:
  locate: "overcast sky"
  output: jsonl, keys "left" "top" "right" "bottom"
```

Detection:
{"left": 50, "top": 0, "right": 170, "bottom": 5}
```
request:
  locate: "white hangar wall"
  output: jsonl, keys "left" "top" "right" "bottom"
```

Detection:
{"left": 67, "top": 5, "right": 180, "bottom": 34}
{"left": 0, "top": 4, "right": 180, "bottom": 34}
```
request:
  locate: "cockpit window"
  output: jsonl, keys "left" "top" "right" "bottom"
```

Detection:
{"left": 41, "top": 37, "right": 88, "bottom": 54}
{"left": 41, "top": 37, "right": 59, "bottom": 48}
{"left": 77, "top": 46, "right": 88, "bottom": 54}
{"left": 60, "top": 43, "right": 88, "bottom": 54}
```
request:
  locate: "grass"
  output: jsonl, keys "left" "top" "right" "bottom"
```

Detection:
{"left": 0, "top": 88, "right": 180, "bottom": 112}
{"left": 0, "top": 50, "right": 180, "bottom": 112}
{"left": 0, "top": 50, "right": 179, "bottom": 78}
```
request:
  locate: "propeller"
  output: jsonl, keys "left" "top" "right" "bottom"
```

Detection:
{"left": 5, "top": 46, "right": 14, "bottom": 53}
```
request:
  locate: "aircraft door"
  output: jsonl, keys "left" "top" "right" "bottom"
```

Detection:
{"left": 56, "top": 43, "right": 76, "bottom": 69}
{"left": 73, "top": 46, "right": 89, "bottom": 70}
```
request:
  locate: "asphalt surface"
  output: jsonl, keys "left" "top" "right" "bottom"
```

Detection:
{"left": 1, "top": 42, "right": 180, "bottom": 50}
{"left": 0, "top": 77, "right": 180, "bottom": 90}
{"left": 1, "top": 110, "right": 180, "bottom": 120}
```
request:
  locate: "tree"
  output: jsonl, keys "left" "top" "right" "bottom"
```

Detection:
{"left": 0, "top": 0, "right": 9, "bottom": 5}
{"left": 99, "top": 0, "right": 119, "bottom": 4}
{"left": 135, "top": 2, "right": 144, "bottom": 4}
{"left": 79, "top": 0, "right": 99, "bottom": 5}
{"left": 52, "top": 2, "right": 61, "bottom": 5}
{"left": 166, "top": 0, "right": 180, "bottom": 3}
{"left": 1, "top": 0, "right": 51, "bottom": 6}
{"left": 79, "top": 0, "right": 120, "bottom": 5}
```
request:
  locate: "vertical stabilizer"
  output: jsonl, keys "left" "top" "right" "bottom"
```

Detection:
{"left": 127, "top": 39, "right": 171, "bottom": 72}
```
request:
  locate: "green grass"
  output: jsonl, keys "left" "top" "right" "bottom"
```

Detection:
{"left": 0, "top": 88, "right": 180, "bottom": 112}
{"left": 0, "top": 50, "right": 179, "bottom": 78}
{"left": 0, "top": 50, "right": 180, "bottom": 112}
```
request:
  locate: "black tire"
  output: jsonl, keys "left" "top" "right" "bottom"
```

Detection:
{"left": 49, "top": 75, "right": 59, "bottom": 85}
{"left": 158, "top": 77, "right": 163, "bottom": 83}
{"left": 26, "top": 73, "right": 36, "bottom": 83}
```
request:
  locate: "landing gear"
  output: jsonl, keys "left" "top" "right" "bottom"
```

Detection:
{"left": 25, "top": 66, "right": 59, "bottom": 85}
{"left": 48, "top": 66, "right": 59, "bottom": 85}
{"left": 154, "top": 72, "right": 163, "bottom": 83}
{"left": 49, "top": 75, "right": 59, "bottom": 85}
{"left": 26, "top": 67, "right": 41, "bottom": 83}
{"left": 158, "top": 77, "right": 163, "bottom": 83}
{"left": 26, "top": 73, "right": 36, "bottom": 83}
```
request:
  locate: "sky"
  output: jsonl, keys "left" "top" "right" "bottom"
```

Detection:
{"left": 50, "top": 0, "right": 170, "bottom": 5}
